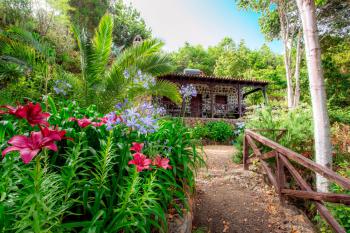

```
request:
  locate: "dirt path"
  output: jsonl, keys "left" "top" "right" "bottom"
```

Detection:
{"left": 192, "top": 145, "right": 315, "bottom": 233}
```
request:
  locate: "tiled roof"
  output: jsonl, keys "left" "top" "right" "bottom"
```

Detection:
{"left": 158, "top": 73, "right": 268, "bottom": 85}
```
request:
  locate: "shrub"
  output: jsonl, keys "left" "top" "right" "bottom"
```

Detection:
{"left": 192, "top": 122, "right": 209, "bottom": 140}
{"left": 329, "top": 107, "right": 350, "bottom": 125}
{"left": 233, "top": 105, "right": 313, "bottom": 163}
{"left": 205, "top": 121, "right": 234, "bottom": 143}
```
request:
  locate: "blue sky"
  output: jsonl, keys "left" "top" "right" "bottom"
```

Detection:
{"left": 124, "top": 0, "right": 282, "bottom": 53}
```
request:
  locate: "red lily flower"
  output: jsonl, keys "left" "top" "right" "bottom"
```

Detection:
{"left": 91, "top": 117, "right": 108, "bottom": 127}
{"left": 153, "top": 155, "right": 172, "bottom": 170}
{"left": 0, "top": 103, "right": 50, "bottom": 126}
{"left": 40, "top": 126, "right": 69, "bottom": 141}
{"left": 25, "top": 102, "right": 50, "bottom": 126}
{"left": 128, "top": 152, "right": 152, "bottom": 172}
{"left": 2, "top": 131, "right": 61, "bottom": 164}
{"left": 69, "top": 117, "right": 92, "bottom": 128}
{"left": 130, "top": 142, "right": 144, "bottom": 153}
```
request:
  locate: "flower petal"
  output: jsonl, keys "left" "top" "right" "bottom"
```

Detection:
{"left": 2, "top": 146, "right": 20, "bottom": 157}
{"left": 8, "top": 135, "right": 30, "bottom": 147}
{"left": 20, "top": 148, "right": 40, "bottom": 164}
{"left": 44, "top": 143, "right": 58, "bottom": 152}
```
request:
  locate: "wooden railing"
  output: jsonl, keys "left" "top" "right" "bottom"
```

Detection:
{"left": 243, "top": 129, "right": 350, "bottom": 233}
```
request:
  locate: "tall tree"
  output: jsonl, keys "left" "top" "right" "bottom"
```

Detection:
{"left": 69, "top": 0, "right": 110, "bottom": 35}
{"left": 111, "top": 0, "right": 151, "bottom": 48}
{"left": 171, "top": 42, "right": 217, "bottom": 75}
{"left": 0, "top": 0, "right": 32, "bottom": 28}
{"left": 296, "top": 0, "right": 332, "bottom": 192}
{"left": 236, "top": 0, "right": 303, "bottom": 109}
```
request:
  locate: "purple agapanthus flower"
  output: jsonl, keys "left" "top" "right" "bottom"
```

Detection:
{"left": 123, "top": 70, "right": 130, "bottom": 79}
{"left": 180, "top": 84, "right": 197, "bottom": 98}
{"left": 105, "top": 101, "right": 163, "bottom": 134}
{"left": 53, "top": 80, "right": 71, "bottom": 96}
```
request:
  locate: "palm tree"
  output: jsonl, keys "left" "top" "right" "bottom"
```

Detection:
{"left": 73, "top": 14, "right": 181, "bottom": 112}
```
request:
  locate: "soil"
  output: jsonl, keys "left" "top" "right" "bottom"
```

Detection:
{"left": 192, "top": 145, "right": 316, "bottom": 233}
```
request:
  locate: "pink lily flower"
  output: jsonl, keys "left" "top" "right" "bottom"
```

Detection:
{"left": 130, "top": 142, "right": 144, "bottom": 153}
{"left": 153, "top": 155, "right": 172, "bottom": 170}
{"left": 69, "top": 117, "right": 92, "bottom": 128}
{"left": 128, "top": 152, "right": 152, "bottom": 172}
{"left": 0, "top": 102, "right": 50, "bottom": 126}
{"left": 2, "top": 131, "right": 61, "bottom": 164}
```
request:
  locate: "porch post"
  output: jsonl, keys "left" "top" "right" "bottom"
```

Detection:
{"left": 262, "top": 86, "right": 268, "bottom": 105}
{"left": 210, "top": 87, "right": 215, "bottom": 118}
{"left": 238, "top": 84, "right": 243, "bottom": 118}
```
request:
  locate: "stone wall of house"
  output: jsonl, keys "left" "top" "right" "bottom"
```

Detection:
{"left": 183, "top": 117, "right": 242, "bottom": 126}
{"left": 186, "top": 84, "right": 240, "bottom": 115}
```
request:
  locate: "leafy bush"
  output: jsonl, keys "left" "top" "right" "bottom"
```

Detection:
{"left": 233, "top": 105, "right": 313, "bottom": 162}
{"left": 191, "top": 121, "right": 235, "bottom": 143}
{"left": 0, "top": 98, "right": 204, "bottom": 232}
{"left": 329, "top": 107, "right": 350, "bottom": 125}
{"left": 192, "top": 122, "right": 209, "bottom": 140}
{"left": 206, "top": 121, "right": 234, "bottom": 142}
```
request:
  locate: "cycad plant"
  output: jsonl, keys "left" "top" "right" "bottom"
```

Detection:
{"left": 73, "top": 14, "right": 181, "bottom": 111}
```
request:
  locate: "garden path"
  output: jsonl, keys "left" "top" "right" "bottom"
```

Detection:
{"left": 192, "top": 145, "right": 316, "bottom": 233}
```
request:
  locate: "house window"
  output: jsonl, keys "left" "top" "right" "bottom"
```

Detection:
{"left": 215, "top": 95, "right": 227, "bottom": 105}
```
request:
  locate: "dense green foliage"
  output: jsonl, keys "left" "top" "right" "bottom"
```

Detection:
{"left": 192, "top": 121, "right": 234, "bottom": 143}
{"left": 0, "top": 100, "right": 204, "bottom": 232}
{"left": 112, "top": 0, "right": 152, "bottom": 47}
{"left": 0, "top": 8, "right": 179, "bottom": 112}
{"left": 233, "top": 106, "right": 313, "bottom": 163}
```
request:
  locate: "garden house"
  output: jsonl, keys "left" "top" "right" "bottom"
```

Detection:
{"left": 157, "top": 71, "right": 268, "bottom": 119}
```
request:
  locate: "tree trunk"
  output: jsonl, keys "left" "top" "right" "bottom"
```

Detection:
{"left": 278, "top": 2, "right": 295, "bottom": 109}
{"left": 293, "top": 29, "right": 303, "bottom": 108}
{"left": 296, "top": 0, "right": 332, "bottom": 192}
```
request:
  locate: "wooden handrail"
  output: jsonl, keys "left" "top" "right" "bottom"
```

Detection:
{"left": 245, "top": 129, "right": 350, "bottom": 190}
{"left": 243, "top": 129, "right": 350, "bottom": 233}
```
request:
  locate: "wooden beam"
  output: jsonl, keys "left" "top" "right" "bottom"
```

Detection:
{"left": 261, "top": 160, "right": 279, "bottom": 191}
{"left": 279, "top": 154, "right": 346, "bottom": 233}
{"left": 246, "top": 129, "right": 350, "bottom": 190}
{"left": 243, "top": 135, "right": 249, "bottom": 170}
{"left": 281, "top": 189, "right": 350, "bottom": 205}
{"left": 276, "top": 153, "right": 286, "bottom": 203}
{"left": 246, "top": 135, "right": 262, "bottom": 157}
{"left": 243, "top": 87, "right": 262, "bottom": 99}
{"left": 246, "top": 150, "right": 276, "bottom": 164}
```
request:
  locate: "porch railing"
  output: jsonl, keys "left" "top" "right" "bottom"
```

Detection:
{"left": 243, "top": 129, "right": 350, "bottom": 233}
{"left": 162, "top": 103, "right": 242, "bottom": 118}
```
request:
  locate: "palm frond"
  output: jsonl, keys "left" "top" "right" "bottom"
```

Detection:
{"left": 116, "top": 39, "right": 164, "bottom": 69}
{"left": 149, "top": 80, "right": 182, "bottom": 104}
{"left": 98, "top": 65, "right": 128, "bottom": 111}
{"left": 136, "top": 53, "right": 174, "bottom": 76}
{"left": 88, "top": 13, "right": 113, "bottom": 85}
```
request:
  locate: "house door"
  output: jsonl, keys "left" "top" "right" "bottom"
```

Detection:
{"left": 190, "top": 94, "right": 202, "bottom": 117}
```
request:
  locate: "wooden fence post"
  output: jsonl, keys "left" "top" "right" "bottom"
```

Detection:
{"left": 243, "top": 134, "right": 249, "bottom": 170}
{"left": 276, "top": 153, "right": 285, "bottom": 204}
